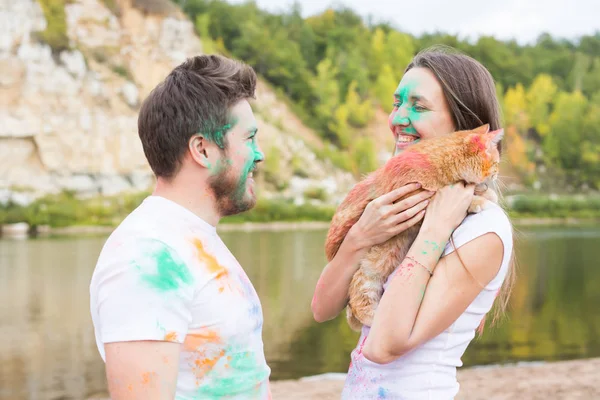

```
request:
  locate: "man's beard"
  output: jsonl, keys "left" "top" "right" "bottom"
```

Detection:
{"left": 207, "top": 156, "right": 256, "bottom": 217}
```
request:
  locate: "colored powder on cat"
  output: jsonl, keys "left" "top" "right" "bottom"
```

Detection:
{"left": 470, "top": 134, "right": 487, "bottom": 152}
{"left": 400, "top": 151, "right": 432, "bottom": 170}
{"left": 138, "top": 242, "right": 193, "bottom": 292}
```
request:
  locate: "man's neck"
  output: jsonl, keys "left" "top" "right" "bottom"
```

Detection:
{"left": 152, "top": 175, "right": 221, "bottom": 227}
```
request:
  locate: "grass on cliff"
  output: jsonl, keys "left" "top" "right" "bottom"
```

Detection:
{"left": 36, "top": 0, "right": 71, "bottom": 53}
{"left": 0, "top": 190, "right": 337, "bottom": 228}
{"left": 1, "top": 190, "right": 600, "bottom": 229}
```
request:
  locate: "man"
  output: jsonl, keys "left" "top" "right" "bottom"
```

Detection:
{"left": 89, "top": 55, "right": 270, "bottom": 399}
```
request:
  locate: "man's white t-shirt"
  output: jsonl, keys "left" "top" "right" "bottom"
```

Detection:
{"left": 90, "top": 196, "right": 271, "bottom": 399}
{"left": 342, "top": 204, "right": 513, "bottom": 400}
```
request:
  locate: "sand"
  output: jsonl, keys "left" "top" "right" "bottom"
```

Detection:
{"left": 269, "top": 358, "right": 600, "bottom": 399}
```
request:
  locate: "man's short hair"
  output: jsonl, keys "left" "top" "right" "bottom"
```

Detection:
{"left": 138, "top": 55, "right": 257, "bottom": 179}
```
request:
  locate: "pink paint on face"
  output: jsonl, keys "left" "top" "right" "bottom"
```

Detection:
{"left": 387, "top": 111, "right": 395, "bottom": 136}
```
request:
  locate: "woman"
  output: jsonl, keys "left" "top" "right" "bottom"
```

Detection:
{"left": 311, "top": 48, "right": 515, "bottom": 399}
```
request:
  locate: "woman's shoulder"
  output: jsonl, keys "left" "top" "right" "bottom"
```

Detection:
{"left": 465, "top": 202, "right": 512, "bottom": 232}
{"left": 443, "top": 203, "right": 513, "bottom": 256}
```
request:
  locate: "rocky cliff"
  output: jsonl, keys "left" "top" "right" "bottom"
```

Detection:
{"left": 0, "top": 0, "right": 356, "bottom": 206}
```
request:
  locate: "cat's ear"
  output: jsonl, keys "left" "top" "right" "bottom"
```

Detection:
{"left": 473, "top": 124, "right": 490, "bottom": 135}
{"left": 488, "top": 128, "right": 504, "bottom": 148}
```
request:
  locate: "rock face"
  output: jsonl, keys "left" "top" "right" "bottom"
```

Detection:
{"left": 0, "top": 0, "right": 355, "bottom": 204}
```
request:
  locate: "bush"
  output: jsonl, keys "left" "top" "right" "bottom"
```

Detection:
{"left": 111, "top": 64, "right": 133, "bottom": 80}
{"left": 0, "top": 190, "right": 151, "bottom": 228}
{"left": 222, "top": 198, "right": 335, "bottom": 223}
{"left": 508, "top": 195, "right": 600, "bottom": 218}
{"left": 36, "top": 0, "right": 70, "bottom": 53}
{"left": 132, "top": 0, "right": 175, "bottom": 15}
{"left": 304, "top": 187, "right": 328, "bottom": 201}
{"left": 100, "top": 0, "right": 121, "bottom": 16}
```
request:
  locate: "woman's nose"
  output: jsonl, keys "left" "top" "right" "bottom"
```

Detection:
{"left": 391, "top": 107, "right": 410, "bottom": 126}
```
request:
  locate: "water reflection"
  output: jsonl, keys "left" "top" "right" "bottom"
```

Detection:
{"left": 0, "top": 225, "right": 599, "bottom": 399}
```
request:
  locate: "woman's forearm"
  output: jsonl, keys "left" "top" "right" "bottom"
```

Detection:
{"left": 311, "top": 228, "right": 368, "bottom": 322}
{"left": 363, "top": 226, "right": 450, "bottom": 361}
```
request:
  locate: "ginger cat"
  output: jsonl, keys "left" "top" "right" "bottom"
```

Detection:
{"left": 325, "top": 124, "right": 503, "bottom": 331}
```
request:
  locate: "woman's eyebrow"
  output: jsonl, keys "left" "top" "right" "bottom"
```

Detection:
{"left": 394, "top": 91, "right": 430, "bottom": 104}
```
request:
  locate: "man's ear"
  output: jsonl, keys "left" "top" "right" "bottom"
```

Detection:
{"left": 188, "top": 134, "right": 213, "bottom": 169}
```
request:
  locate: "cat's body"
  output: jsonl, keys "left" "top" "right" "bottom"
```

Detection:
{"left": 325, "top": 125, "right": 503, "bottom": 331}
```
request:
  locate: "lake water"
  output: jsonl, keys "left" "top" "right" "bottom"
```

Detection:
{"left": 1, "top": 224, "right": 599, "bottom": 399}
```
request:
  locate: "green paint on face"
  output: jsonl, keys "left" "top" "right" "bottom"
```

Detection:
{"left": 209, "top": 156, "right": 233, "bottom": 176}
{"left": 196, "top": 350, "right": 269, "bottom": 397}
{"left": 392, "top": 81, "right": 427, "bottom": 130}
{"left": 212, "top": 123, "right": 235, "bottom": 149}
{"left": 135, "top": 240, "right": 193, "bottom": 292}
{"left": 232, "top": 135, "right": 263, "bottom": 201}
{"left": 199, "top": 117, "right": 237, "bottom": 150}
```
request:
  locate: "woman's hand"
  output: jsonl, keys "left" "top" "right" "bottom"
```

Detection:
{"left": 348, "top": 183, "right": 434, "bottom": 251}
{"left": 421, "top": 182, "right": 475, "bottom": 237}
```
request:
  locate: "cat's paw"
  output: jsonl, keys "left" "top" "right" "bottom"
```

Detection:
{"left": 468, "top": 195, "right": 490, "bottom": 214}
{"left": 347, "top": 308, "right": 364, "bottom": 332}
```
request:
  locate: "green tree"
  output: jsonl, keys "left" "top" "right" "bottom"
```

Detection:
{"left": 383, "top": 30, "right": 414, "bottom": 81}
{"left": 328, "top": 104, "right": 350, "bottom": 148}
{"left": 344, "top": 81, "right": 373, "bottom": 127}
{"left": 351, "top": 136, "right": 379, "bottom": 175}
{"left": 367, "top": 28, "right": 387, "bottom": 80}
{"left": 374, "top": 64, "right": 398, "bottom": 112}
{"left": 312, "top": 58, "right": 341, "bottom": 129}
{"left": 581, "top": 101, "right": 600, "bottom": 188}
{"left": 545, "top": 91, "right": 588, "bottom": 182}
{"left": 504, "top": 84, "right": 529, "bottom": 132}
{"left": 526, "top": 74, "right": 558, "bottom": 137}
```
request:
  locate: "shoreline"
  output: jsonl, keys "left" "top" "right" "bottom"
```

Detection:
{"left": 1, "top": 217, "right": 599, "bottom": 238}
{"left": 84, "top": 358, "right": 600, "bottom": 399}
{"left": 268, "top": 357, "right": 600, "bottom": 399}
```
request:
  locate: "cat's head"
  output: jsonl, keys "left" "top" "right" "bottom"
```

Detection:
{"left": 459, "top": 124, "right": 503, "bottom": 184}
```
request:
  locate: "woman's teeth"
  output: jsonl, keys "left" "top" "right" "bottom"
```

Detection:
{"left": 397, "top": 135, "right": 418, "bottom": 143}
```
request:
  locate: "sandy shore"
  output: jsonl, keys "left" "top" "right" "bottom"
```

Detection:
{"left": 85, "top": 358, "right": 599, "bottom": 399}
{"left": 270, "top": 358, "right": 600, "bottom": 399}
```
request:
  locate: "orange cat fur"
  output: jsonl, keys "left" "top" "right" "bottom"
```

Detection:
{"left": 324, "top": 124, "right": 503, "bottom": 331}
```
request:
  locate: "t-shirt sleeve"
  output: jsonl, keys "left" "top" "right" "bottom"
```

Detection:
{"left": 93, "top": 237, "right": 195, "bottom": 345}
{"left": 441, "top": 204, "right": 513, "bottom": 290}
